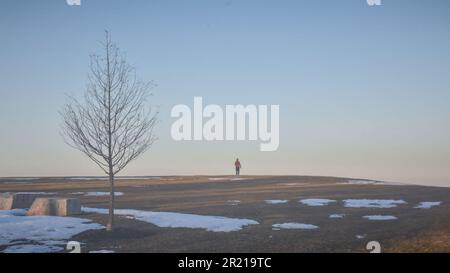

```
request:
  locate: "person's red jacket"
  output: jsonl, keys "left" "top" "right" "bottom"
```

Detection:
{"left": 235, "top": 160, "right": 241, "bottom": 168}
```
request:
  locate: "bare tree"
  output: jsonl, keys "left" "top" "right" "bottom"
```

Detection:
{"left": 61, "top": 31, "right": 158, "bottom": 231}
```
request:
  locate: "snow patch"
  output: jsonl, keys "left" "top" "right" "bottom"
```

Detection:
{"left": 67, "top": 177, "right": 109, "bottom": 181}
{"left": 343, "top": 199, "right": 406, "bottom": 208}
{"left": 115, "top": 176, "right": 161, "bottom": 181}
{"left": 299, "top": 199, "right": 336, "bottom": 206}
{"left": 0, "top": 209, "right": 28, "bottom": 217}
{"left": 272, "top": 223, "right": 318, "bottom": 230}
{"left": 414, "top": 202, "right": 441, "bottom": 209}
{"left": 329, "top": 214, "right": 345, "bottom": 219}
{"left": 15, "top": 192, "right": 56, "bottom": 195}
{"left": 82, "top": 207, "right": 258, "bottom": 232}
{"left": 363, "top": 215, "right": 398, "bottom": 221}
{"left": 66, "top": 176, "right": 161, "bottom": 181}
{"left": 0, "top": 210, "right": 104, "bottom": 253}
{"left": 280, "top": 183, "right": 305, "bottom": 186}
{"left": 209, "top": 177, "right": 248, "bottom": 181}
{"left": 265, "top": 200, "right": 288, "bottom": 204}
{"left": 227, "top": 200, "right": 241, "bottom": 205}
{"left": 85, "top": 192, "right": 124, "bottom": 197}
{"left": 339, "top": 180, "right": 406, "bottom": 186}
{"left": 209, "top": 178, "right": 229, "bottom": 181}
{"left": 3, "top": 178, "right": 41, "bottom": 181}
{"left": 3, "top": 244, "right": 64, "bottom": 253}
{"left": 89, "top": 250, "right": 115, "bottom": 253}
{"left": 339, "top": 180, "right": 383, "bottom": 185}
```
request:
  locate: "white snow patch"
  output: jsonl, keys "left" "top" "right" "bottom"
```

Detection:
{"left": 414, "top": 202, "right": 441, "bottom": 209}
{"left": 3, "top": 244, "right": 64, "bottom": 253}
{"left": 227, "top": 200, "right": 241, "bottom": 206}
{"left": 329, "top": 214, "right": 345, "bottom": 219}
{"left": 209, "top": 177, "right": 248, "bottom": 181}
{"left": 299, "top": 199, "right": 336, "bottom": 206}
{"left": 85, "top": 192, "right": 124, "bottom": 197}
{"left": 15, "top": 192, "right": 56, "bottom": 195}
{"left": 9, "top": 178, "right": 40, "bottom": 181}
{"left": 0, "top": 178, "right": 40, "bottom": 184}
{"left": 0, "top": 192, "right": 55, "bottom": 195}
{"left": 339, "top": 180, "right": 383, "bottom": 185}
{"left": 89, "top": 250, "right": 115, "bottom": 253}
{"left": 272, "top": 223, "right": 318, "bottom": 230}
{"left": 209, "top": 177, "right": 229, "bottom": 181}
{"left": 363, "top": 215, "right": 398, "bottom": 221}
{"left": 0, "top": 210, "right": 104, "bottom": 253}
{"left": 343, "top": 199, "right": 406, "bottom": 208}
{"left": 338, "top": 180, "right": 406, "bottom": 186}
{"left": 265, "top": 200, "right": 288, "bottom": 204}
{"left": 82, "top": 207, "right": 258, "bottom": 232}
{"left": 66, "top": 176, "right": 161, "bottom": 181}
{"left": 68, "top": 177, "right": 109, "bottom": 181}
{"left": 115, "top": 176, "right": 161, "bottom": 181}
{"left": 0, "top": 209, "right": 28, "bottom": 217}
{"left": 280, "top": 183, "right": 305, "bottom": 186}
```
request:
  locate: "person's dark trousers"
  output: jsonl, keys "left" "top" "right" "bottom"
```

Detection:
{"left": 236, "top": 167, "right": 240, "bottom": 176}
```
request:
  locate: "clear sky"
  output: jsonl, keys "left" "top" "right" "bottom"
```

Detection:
{"left": 1, "top": 0, "right": 449, "bottom": 186}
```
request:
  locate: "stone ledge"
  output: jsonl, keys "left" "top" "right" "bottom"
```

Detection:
{"left": 27, "top": 198, "right": 81, "bottom": 216}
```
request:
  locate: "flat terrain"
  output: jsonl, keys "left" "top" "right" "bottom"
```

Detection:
{"left": 1, "top": 176, "right": 449, "bottom": 253}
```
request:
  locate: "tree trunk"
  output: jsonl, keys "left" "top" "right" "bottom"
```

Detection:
{"left": 106, "top": 35, "right": 114, "bottom": 232}
{"left": 107, "top": 168, "right": 115, "bottom": 231}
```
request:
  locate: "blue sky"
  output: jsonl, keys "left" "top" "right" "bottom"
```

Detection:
{"left": 1, "top": 0, "right": 449, "bottom": 186}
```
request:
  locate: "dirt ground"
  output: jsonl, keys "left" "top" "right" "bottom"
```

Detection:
{"left": 1, "top": 175, "right": 449, "bottom": 253}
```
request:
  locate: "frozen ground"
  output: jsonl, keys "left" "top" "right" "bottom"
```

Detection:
{"left": 1, "top": 175, "right": 449, "bottom": 252}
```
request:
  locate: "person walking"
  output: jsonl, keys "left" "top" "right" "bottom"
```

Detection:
{"left": 235, "top": 158, "right": 241, "bottom": 176}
